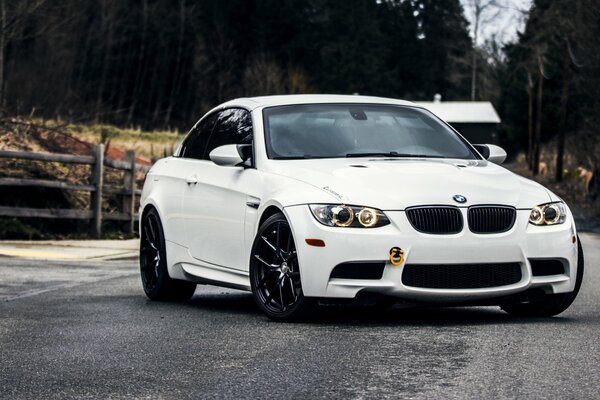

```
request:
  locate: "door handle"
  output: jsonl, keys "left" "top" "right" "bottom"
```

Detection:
{"left": 185, "top": 175, "right": 198, "bottom": 185}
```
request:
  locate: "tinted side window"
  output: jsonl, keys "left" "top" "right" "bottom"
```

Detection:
{"left": 179, "top": 112, "right": 218, "bottom": 159}
{"left": 204, "top": 108, "right": 253, "bottom": 158}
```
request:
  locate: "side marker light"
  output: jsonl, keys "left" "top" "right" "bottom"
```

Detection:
{"left": 305, "top": 238, "right": 326, "bottom": 247}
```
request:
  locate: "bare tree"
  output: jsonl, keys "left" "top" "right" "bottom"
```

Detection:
{"left": 164, "top": 0, "right": 186, "bottom": 127}
{"left": 243, "top": 54, "right": 285, "bottom": 96}
{"left": 532, "top": 54, "right": 546, "bottom": 176}
{"left": 465, "top": 0, "right": 501, "bottom": 100}
{"left": 126, "top": 0, "right": 148, "bottom": 126}
{"left": 464, "top": 0, "right": 531, "bottom": 101}
{"left": 0, "top": 0, "right": 47, "bottom": 109}
{"left": 555, "top": 39, "right": 574, "bottom": 182}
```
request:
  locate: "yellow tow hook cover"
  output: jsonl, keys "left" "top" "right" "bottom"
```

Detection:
{"left": 389, "top": 247, "right": 405, "bottom": 266}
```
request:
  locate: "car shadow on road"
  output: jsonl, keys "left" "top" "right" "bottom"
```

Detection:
{"left": 180, "top": 291, "right": 576, "bottom": 327}
{"left": 186, "top": 291, "right": 259, "bottom": 315}
{"left": 308, "top": 305, "right": 576, "bottom": 327}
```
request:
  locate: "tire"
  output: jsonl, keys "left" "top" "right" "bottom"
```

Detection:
{"left": 250, "top": 212, "right": 315, "bottom": 322}
{"left": 501, "top": 236, "right": 584, "bottom": 317}
{"left": 140, "top": 208, "right": 196, "bottom": 301}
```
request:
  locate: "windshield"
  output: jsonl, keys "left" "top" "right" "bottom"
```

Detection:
{"left": 263, "top": 104, "right": 479, "bottom": 160}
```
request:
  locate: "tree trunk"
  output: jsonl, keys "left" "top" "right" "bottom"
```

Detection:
{"left": 555, "top": 42, "right": 571, "bottom": 182}
{"left": 470, "top": 1, "right": 482, "bottom": 101}
{"left": 0, "top": 0, "right": 6, "bottom": 110}
{"left": 95, "top": 1, "right": 114, "bottom": 123}
{"left": 127, "top": 0, "right": 148, "bottom": 126}
{"left": 164, "top": 0, "right": 185, "bottom": 127}
{"left": 471, "top": 48, "right": 477, "bottom": 101}
{"left": 527, "top": 69, "right": 534, "bottom": 170}
{"left": 533, "top": 62, "right": 544, "bottom": 176}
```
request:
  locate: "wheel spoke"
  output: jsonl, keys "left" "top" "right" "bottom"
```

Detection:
{"left": 275, "top": 222, "right": 281, "bottom": 253}
{"left": 263, "top": 290, "right": 275, "bottom": 305}
{"left": 278, "top": 280, "right": 285, "bottom": 311}
{"left": 287, "top": 275, "right": 297, "bottom": 302}
{"left": 261, "top": 235, "right": 277, "bottom": 254}
{"left": 254, "top": 254, "right": 280, "bottom": 269}
{"left": 148, "top": 218, "right": 157, "bottom": 243}
{"left": 143, "top": 224, "right": 153, "bottom": 245}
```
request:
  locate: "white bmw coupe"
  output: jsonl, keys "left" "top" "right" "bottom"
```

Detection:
{"left": 139, "top": 95, "right": 584, "bottom": 321}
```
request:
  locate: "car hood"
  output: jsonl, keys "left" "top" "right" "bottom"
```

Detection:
{"left": 267, "top": 158, "right": 552, "bottom": 210}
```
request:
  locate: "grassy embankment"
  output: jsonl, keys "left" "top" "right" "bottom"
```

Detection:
{"left": 45, "top": 120, "right": 185, "bottom": 160}
{"left": 0, "top": 118, "right": 185, "bottom": 239}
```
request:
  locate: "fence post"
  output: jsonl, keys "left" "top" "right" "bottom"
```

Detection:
{"left": 90, "top": 144, "right": 104, "bottom": 238}
{"left": 124, "top": 150, "right": 136, "bottom": 236}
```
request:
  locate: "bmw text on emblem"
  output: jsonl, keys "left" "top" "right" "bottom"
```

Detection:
{"left": 453, "top": 194, "right": 467, "bottom": 203}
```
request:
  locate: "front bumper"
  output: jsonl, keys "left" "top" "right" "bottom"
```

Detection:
{"left": 284, "top": 204, "right": 579, "bottom": 302}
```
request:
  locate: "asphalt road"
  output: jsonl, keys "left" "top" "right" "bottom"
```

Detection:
{"left": 1, "top": 234, "right": 599, "bottom": 399}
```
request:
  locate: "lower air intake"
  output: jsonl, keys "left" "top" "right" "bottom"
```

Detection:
{"left": 530, "top": 259, "right": 565, "bottom": 276}
{"left": 330, "top": 262, "right": 385, "bottom": 280}
{"left": 402, "top": 263, "right": 522, "bottom": 289}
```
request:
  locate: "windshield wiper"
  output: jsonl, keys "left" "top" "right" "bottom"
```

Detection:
{"left": 346, "top": 151, "right": 402, "bottom": 158}
{"left": 346, "top": 152, "right": 442, "bottom": 158}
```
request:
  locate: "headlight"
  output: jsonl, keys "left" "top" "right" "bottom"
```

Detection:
{"left": 529, "top": 202, "right": 567, "bottom": 225}
{"left": 309, "top": 204, "right": 390, "bottom": 228}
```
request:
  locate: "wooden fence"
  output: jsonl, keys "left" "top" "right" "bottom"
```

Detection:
{"left": 0, "top": 144, "right": 151, "bottom": 237}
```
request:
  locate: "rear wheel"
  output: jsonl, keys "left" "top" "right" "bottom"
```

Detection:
{"left": 501, "top": 237, "right": 584, "bottom": 317}
{"left": 140, "top": 208, "right": 196, "bottom": 301}
{"left": 250, "top": 213, "right": 314, "bottom": 322}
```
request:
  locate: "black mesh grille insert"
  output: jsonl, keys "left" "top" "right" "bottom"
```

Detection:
{"left": 405, "top": 206, "right": 463, "bottom": 234}
{"left": 330, "top": 262, "right": 385, "bottom": 280}
{"left": 402, "top": 263, "right": 522, "bottom": 289}
{"left": 530, "top": 259, "right": 565, "bottom": 276}
{"left": 467, "top": 206, "right": 516, "bottom": 234}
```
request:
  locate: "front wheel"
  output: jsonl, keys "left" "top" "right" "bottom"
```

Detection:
{"left": 501, "top": 236, "right": 584, "bottom": 317}
{"left": 250, "top": 213, "right": 314, "bottom": 322}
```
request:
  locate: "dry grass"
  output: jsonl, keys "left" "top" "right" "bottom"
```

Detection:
{"left": 41, "top": 119, "right": 185, "bottom": 160}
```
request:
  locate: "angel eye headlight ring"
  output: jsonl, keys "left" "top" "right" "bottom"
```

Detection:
{"left": 309, "top": 204, "right": 390, "bottom": 228}
{"left": 529, "top": 202, "right": 567, "bottom": 226}
{"left": 331, "top": 205, "right": 354, "bottom": 227}
{"left": 357, "top": 207, "right": 379, "bottom": 227}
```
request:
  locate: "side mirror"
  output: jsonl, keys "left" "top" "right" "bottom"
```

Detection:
{"left": 209, "top": 144, "right": 252, "bottom": 167}
{"left": 473, "top": 144, "right": 506, "bottom": 164}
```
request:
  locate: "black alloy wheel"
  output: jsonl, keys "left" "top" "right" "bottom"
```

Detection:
{"left": 250, "top": 213, "right": 314, "bottom": 321}
{"left": 140, "top": 208, "right": 196, "bottom": 301}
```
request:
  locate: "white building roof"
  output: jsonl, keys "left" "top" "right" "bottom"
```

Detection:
{"left": 414, "top": 101, "right": 501, "bottom": 124}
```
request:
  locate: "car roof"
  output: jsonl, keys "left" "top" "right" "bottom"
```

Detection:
{"left": 217, "top": 94, "right": 417, "bottom": 111}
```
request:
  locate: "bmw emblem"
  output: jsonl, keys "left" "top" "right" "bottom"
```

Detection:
{"left": 453, "top": 194, "right": 467, "bottom": 204}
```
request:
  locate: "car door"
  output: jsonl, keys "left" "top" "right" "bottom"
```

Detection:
{"left": 183, "top": 108, "right": 259, "bottom": 270}
{"left": 159, "top": 112, "right": 218, "bottom": 246}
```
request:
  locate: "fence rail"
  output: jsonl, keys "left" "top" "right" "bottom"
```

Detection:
{"left": 0, "top": 144, "right": 151, "bottom": 237}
